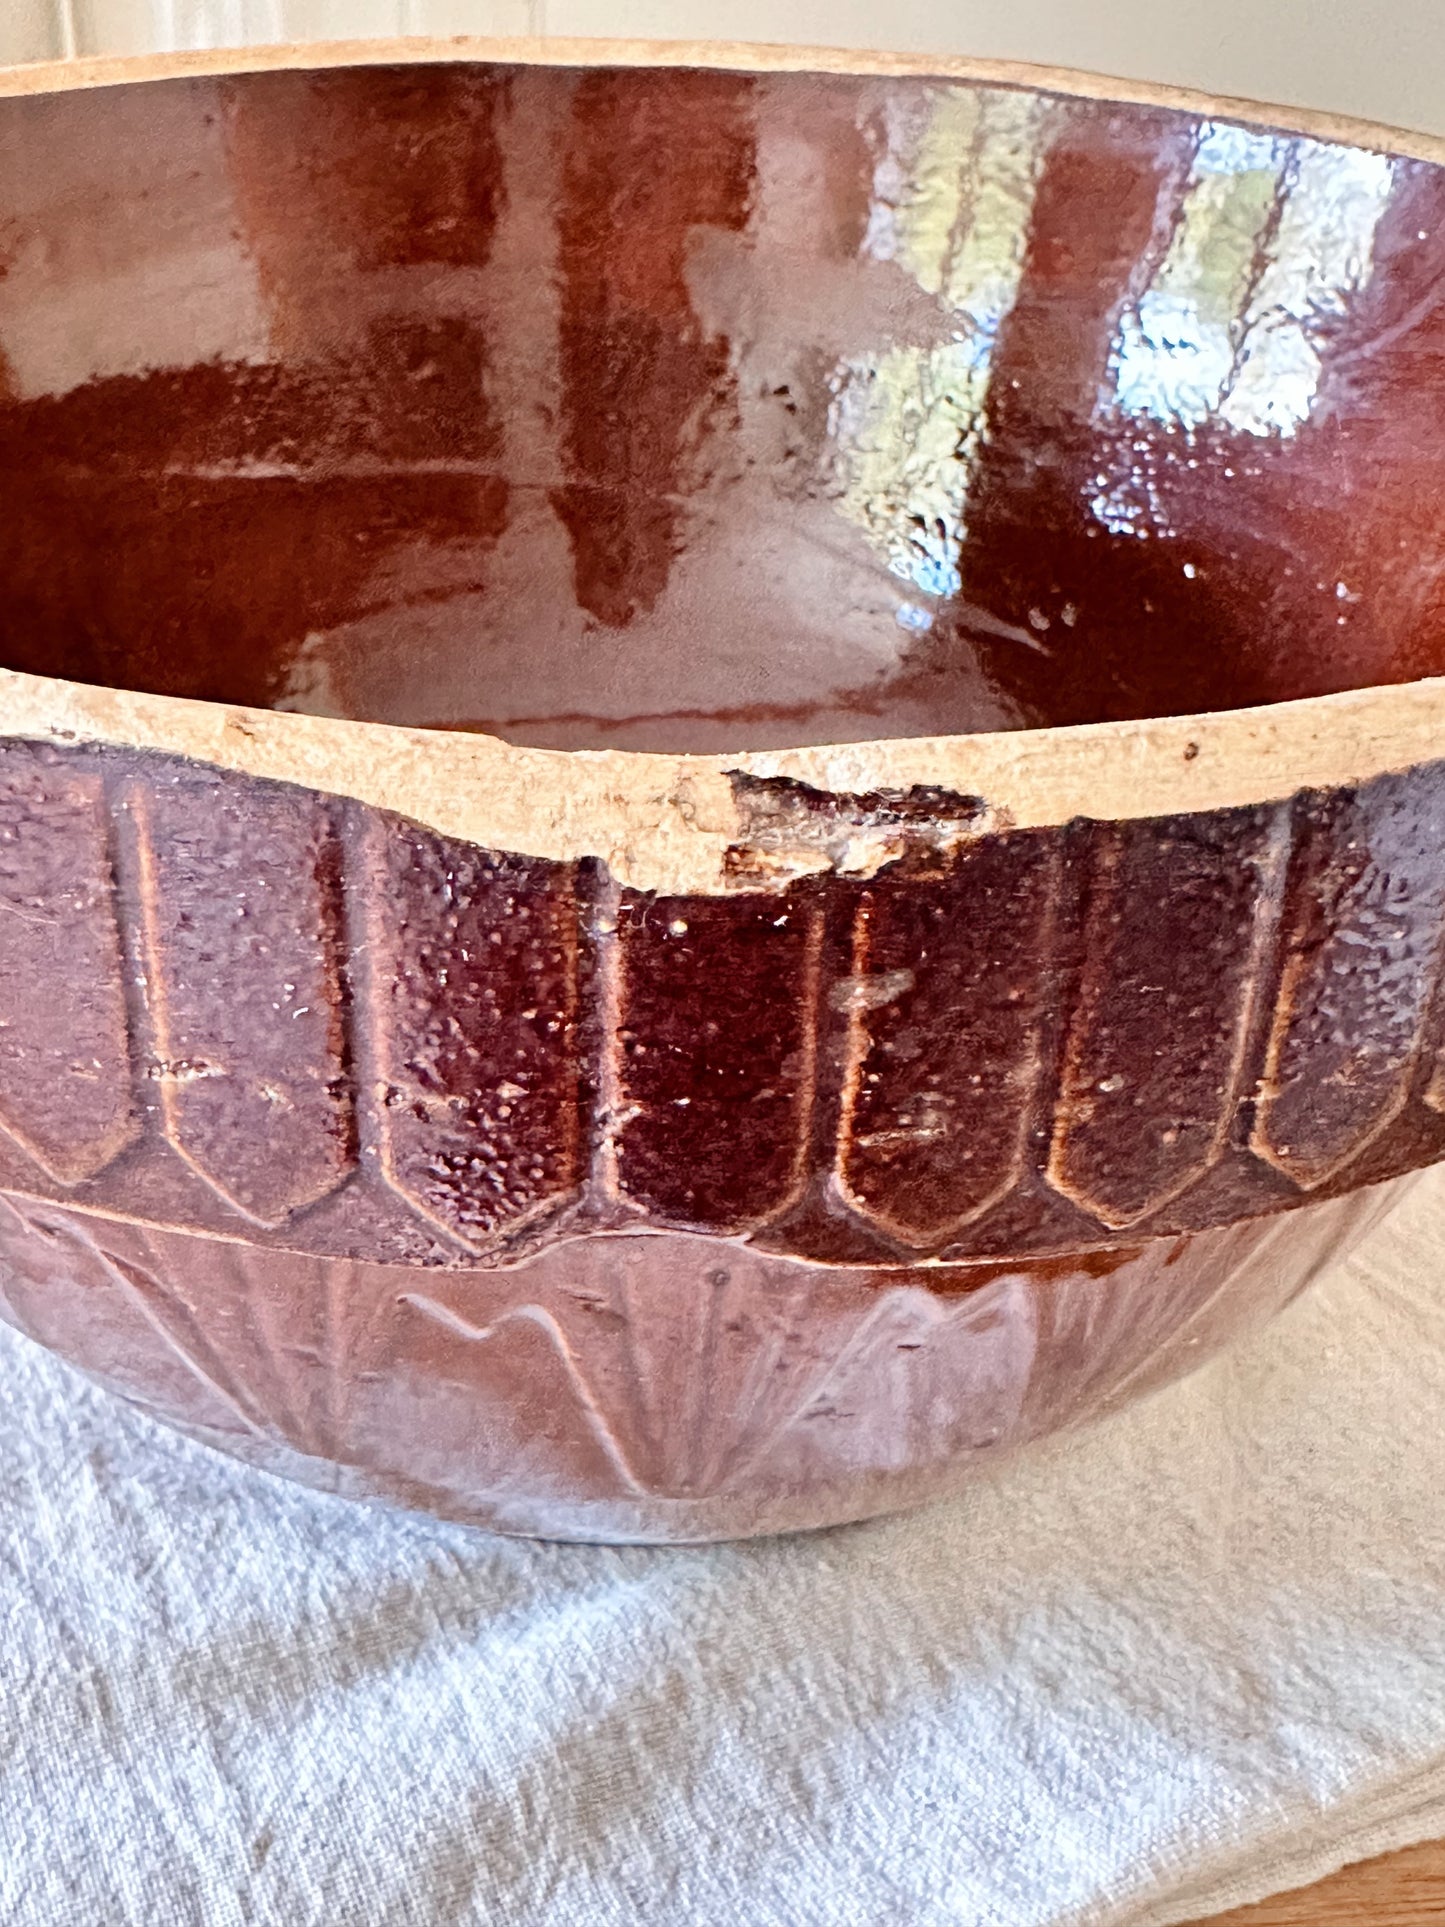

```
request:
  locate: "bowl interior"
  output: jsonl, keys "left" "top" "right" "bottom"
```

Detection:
{"left": 0, "top": 57, "right": 1442, "bottom": 752}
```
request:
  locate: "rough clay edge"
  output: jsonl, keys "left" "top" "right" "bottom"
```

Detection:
{"left": 6, "top": 669, "right": 1445, "bottom": 895}
{"left": 0, "top": 37, "right": 1442, "bottom": 894}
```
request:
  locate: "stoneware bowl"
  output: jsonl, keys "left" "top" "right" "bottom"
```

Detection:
{"left": 1, "top": 38, "right": 1444, "bottom": 1541}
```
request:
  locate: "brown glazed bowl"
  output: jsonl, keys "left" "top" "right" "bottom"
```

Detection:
{"left": 1, "top": 39, "right": 1444, "bottom": 1541}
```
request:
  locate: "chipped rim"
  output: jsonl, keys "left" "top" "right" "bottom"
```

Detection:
{"left": 2, "top": 37, "right": 1444, "bottom": 895}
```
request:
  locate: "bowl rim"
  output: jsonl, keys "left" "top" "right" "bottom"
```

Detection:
{"left": 2, "top": 36, "right": 1443, "bottom": 896}
{"left": 3, "top": 34, "right": 1444, "bottom": 168}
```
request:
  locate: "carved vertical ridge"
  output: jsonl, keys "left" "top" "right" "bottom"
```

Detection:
{"left": 125, "top": 775, "right": 355, "bottom": 1227}
{"left": 334, "top": 799, "right": 415, "bottom": 1245}
{"left": 1048, "top": 804, "right": 1292, "bottom": 1228}
{"left": 1208, "top": 804, "right": 1294, "bottom": 1153}
{"left": 831, "top": 887, "right": 875, "bottom": 1214}
{"left": 1407, "top": 851, "right": 1445, "bottom": 1119}
{"left": 754, "top": 896, "right": 825, "bottom": 1230}
{"left": 1252, "top": 770, "right": 1445, "bottom": 1189}
{"left": 0, "top": 751, "right": 138, "bottom": 1185}
{"left": 126, "top": 781, "right": 190, "bottom": 1194}
{"left": 836, "top": 847, "right": 1063, "bottom": 1248}
{"left": 580, "top": 863, "right": 632, "bottom": 1213}
{"left": 102, "top": 775, "right": 162, "bottom": 1167}
{"left": 352, "top": 808, "right": 484, "bottom": 1255}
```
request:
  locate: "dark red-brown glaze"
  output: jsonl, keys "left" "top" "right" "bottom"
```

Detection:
{"left": 124, "top": 767, "right": 354, "bottom": 1226}
{"left": 0, "top": 66, "right": 510, "bottom": 712}
{"left": 1, "top": 736, "right": 1443, "bottom": 1269}
{"left": 0, "top": 357, "right": 508, "bottom": 710}
{"left": 1253, "top": 770, "right": 1445, "bottom": 1187}
{"left": 550, "top": 67, "right": 755, "bottom": 627}
{"left": 0, "top": 64, "right": 1440, "bottom": 746}
{"left": 950, "top": 95, "right": 1442, "bottom": 727}
{"left": 356, "top": 817, "right": 583, "bottom": 1252}
{"left": 1310, "top": 159, "right": 1445, "bottom": 690}
{"left": 1047, "top": 806, "right": 1288, "bottom": 1229}
{"left": 611, "top": 889, "right": 821, "bottom": 1230}
{"left": 224, "top": 65, "right": 507, "bottom": 285}
{"left": 835, "top": 834, "right": 1060, "bottom": 1243}
{"left": 914, "top": 100, "right": 1202, "bottom": 721}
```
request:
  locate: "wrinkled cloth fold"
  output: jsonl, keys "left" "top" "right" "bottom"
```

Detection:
{"left": 3, "top": 1171, "right": 1445, "bottom": 1927}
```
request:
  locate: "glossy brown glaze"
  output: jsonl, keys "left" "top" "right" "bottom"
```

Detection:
{"left": 2, "top": 44, "right": 1444, "bottom": 1539}
{"left": 0, "top": 60, "right": 1441, "bottom": 748}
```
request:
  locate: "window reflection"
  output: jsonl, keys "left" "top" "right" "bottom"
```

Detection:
{"left": 1108, "top": 121, "right": 1394, "bottom": 442}
{"left": 829, "top": 88, "right": 1049, "bottom": 606}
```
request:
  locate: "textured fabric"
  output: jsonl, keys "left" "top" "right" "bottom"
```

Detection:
{"left": 3, "top": 1173, "right": 1445, "bottom": 1927}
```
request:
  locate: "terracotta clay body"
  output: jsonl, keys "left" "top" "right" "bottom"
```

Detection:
{"left": 0, "top": 41, "right": 1443, "bottom": 1539}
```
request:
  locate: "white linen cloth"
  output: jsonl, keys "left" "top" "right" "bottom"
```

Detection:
{"left": 2, "top": 1168, "right": 1444, "bottom": 1927}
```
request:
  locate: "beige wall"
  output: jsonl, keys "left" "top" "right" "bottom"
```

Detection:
{"left": 2, "top": 2, "right": 1443, "bottom": 136}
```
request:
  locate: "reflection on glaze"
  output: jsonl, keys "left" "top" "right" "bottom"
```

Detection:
{"left": 1110, "top": 123, "right": 1288, "bottom": 445}
{"left": 1222, "top": 139, "right": 1394, "bottom": 433}
{"left": 832, "top": 86, "right": 1048, "bottom": 603}
{"left": 1107, "top": 122, "right": 1395, "bottom": 446}
{"left": 0, "top": 62, "right": 1441, "bottom": 748}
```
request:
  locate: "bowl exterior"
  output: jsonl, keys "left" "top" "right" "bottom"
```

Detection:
{"left": 0, "top": 734, "right": 1440, "bottom": 1536}
{"left": 0, "top": 1179, "right": 1407, "bottom": 1541}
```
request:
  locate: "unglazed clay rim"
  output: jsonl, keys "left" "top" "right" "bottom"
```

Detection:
{"left": 3, "top": 35, "right": 1444, "bottom": 896}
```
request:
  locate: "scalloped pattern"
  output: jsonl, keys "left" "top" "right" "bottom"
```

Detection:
{"left": 0, "top": 1180, "right": 1399, "bottom": 1540}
